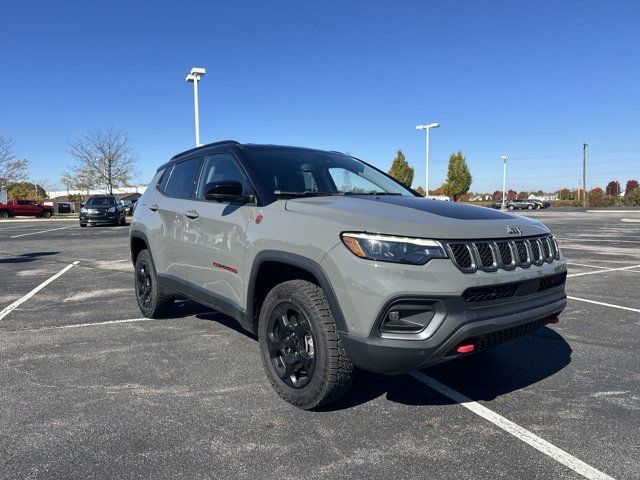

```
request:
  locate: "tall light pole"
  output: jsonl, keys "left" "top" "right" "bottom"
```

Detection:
{"left": 582, "top": 142, "right": 587, "bottom": 208}
{"left": 416, "top": 123, "right": 439, "bottom": 196}
{"left": 186, "top": 67, "right": 206, "bottom": 146}
{"left": 501, "top": 155, "right": 509, "bottom": 210}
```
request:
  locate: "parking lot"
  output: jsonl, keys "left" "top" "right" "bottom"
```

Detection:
{"left": 1, "top": 212, "right": 638, "bottom": 479}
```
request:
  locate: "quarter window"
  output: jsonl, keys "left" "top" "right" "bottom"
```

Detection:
{"left": 164, "top": 157, "right": 202, "bottom": 198}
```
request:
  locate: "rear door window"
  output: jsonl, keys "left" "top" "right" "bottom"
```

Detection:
{"left": 164, "top": 157, "right": 202, "bottom": 198}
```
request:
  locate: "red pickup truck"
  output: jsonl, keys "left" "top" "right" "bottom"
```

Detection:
{"left": 0, "top": 199, "right": 54, "bottom": 218}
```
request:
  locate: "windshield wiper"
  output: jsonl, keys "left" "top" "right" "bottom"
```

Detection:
{"left": 274, "top": 190, "right": 344, "bottom": 197}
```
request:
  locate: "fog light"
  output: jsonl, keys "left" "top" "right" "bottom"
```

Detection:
{"left": 379, "top": 300, "right": 436, "bottom": 334}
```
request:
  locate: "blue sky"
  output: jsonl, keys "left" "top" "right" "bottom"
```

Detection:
{"left": 1, "top": 0, "right": 639, "bottom": 193}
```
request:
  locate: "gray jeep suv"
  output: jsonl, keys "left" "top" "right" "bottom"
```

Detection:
{"left": 130, "top": 141, "right": 567, "bottom": 409}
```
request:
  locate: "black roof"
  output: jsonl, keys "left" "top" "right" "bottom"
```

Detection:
{"left": 162, "top": 140, "right": 347, "bottom": 171}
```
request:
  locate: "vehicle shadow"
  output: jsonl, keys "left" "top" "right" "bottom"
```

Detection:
{"left": 327, "top": 327, "right": 572, "bottom": 411}
{"left": 181, "top": 303, "right": 571, "bottom": 411}
{"left": 0, "top": 251, "right": 60, "bottom": 264}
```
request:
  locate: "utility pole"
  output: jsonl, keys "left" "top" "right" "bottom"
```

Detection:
{"left": 582, "top": 142, "right": 587, "bottom": 208}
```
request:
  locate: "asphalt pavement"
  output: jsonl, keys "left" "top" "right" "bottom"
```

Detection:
{"left": 0, "top": 211, "right": 638, "bottom": 479}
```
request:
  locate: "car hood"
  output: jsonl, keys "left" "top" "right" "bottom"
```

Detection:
{"left": 284, "top": 195, "right": 548, "bottom": 239}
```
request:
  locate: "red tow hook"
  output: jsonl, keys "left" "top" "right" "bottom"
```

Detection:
{"left": 455, "top": 344, "right": 475, "bottom": 354}
{"left": 545, "top": 316, "right": 560, "bottom": 325}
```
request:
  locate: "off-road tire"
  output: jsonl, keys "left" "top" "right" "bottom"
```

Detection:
{"left": 258, "top": 279, "right": 354, "bottom": 410}
{"left": 134, "top": 249, "right": 174, "bottom": 318}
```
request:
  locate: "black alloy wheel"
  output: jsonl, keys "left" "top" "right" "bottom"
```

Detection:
{"left": 266, "top": 302, "right": 316, "bottom": 389}
{"left": 136, "top": 260, "right": 153, "bottom": 309}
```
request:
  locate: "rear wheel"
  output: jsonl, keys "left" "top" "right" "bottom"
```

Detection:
{"left": 258, "top": 279, "right": 354, "bottom": 409}
{"left": 134, "top": 249, "right": 174, "bottom": 318}
{"left": 527, "top": 204, "right": 534, "bottom": 210}
{"left": 80, "top": 223, "right": 87, "bottom": 227}
{"left": 508, "top": 204, "right": 515, "bottom": 210}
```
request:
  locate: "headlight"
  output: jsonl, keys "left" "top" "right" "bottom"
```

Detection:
{"left": 341, "top": 233, "right": 448, "bottom": 265}
{"left": 80, "top": 207, "right": 87, "bottom": 213}
{"left": 107, "top": 207, "right": 116, "bottom": 213}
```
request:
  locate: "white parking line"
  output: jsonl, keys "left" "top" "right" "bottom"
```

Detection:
{"left": 567, "top": 264, "right": 640, "bottom": 278}
{"left": 567, "top": 296, "right": 640, "bottom": 313}
{"left": 556, "top": 238, "right": 639, "bottom": 244}
{"left": 410, "top": 372, "right": 615, "bottom": 480}
{"left": 565, "top": 262, "right": 610, "bottom": 270}
{"left": 10, "top": 226, "right": 71, "bottom": 238}
{"left": 46, "top": 317, "right": 153, "bottom": 330}
{"left": 0, "top": 261, "right": 79, "bottom": 321}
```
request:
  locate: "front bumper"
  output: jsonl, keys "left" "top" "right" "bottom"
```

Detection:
{"left": 80, "top": 212, "right": 118, "bottom": 224}
{"left": 320, "top": 240, "right": 567, "bottom": 375}
{"left": 340, "top": 289, "right": 566, "bottom": 375}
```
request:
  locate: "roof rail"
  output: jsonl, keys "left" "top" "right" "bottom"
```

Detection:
{"left": 170, "top": 140, "right": 240, "bottom": 161}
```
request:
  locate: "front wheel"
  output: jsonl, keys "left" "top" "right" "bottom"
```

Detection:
{"left": 258, "top": 279, "right": 354, "bottom": 410}
{"left": 134, "top": 249, "right": 174, "bottom": 318}
{"left": 42, "top": 210, "right": 52, "bottom": 218}
{"left": 527, "top": 204, "right": 534, "bottom": 210}
{"left": 0, "top": 210, "right": 9, "bottom": 218}
{"left": 508, "top": 205, "right": 515, "bottom": 210}
{"left": 80, "top": 223, "right": 87, "bottom": 227}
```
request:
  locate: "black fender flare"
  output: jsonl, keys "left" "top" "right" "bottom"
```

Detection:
{"left": 246, "top": 250, "right": 349, "bottom": 333}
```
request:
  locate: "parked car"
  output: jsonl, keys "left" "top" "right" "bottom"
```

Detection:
{"left": 130, "top": 140, "right": 566, "bottom": 409}
{"left": 489, "top": 199, "right": 538, "bottom": 210}
{"left": 530, "top": 199, "right": 551, "bottom": 209}
{"left": 122, "top": 199, "right": 135, "bottom": 216}
{"left": 79, "top": 195, "right": 126, "bottom": 227}
{"left": 0, "top": 199, "right": 54, "bottom": 218}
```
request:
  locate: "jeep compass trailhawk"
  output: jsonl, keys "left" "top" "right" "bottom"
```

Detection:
{"left": 130, "top": 141, "right": 567, "bottom": 409}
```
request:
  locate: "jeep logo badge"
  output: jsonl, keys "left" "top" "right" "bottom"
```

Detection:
{"left": 507, "top": 225, "right": 522, "bottom": 235}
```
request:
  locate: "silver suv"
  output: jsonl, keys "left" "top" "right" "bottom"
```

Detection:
{"left": 130, "top": 141, "right": 567, "bottom": 409}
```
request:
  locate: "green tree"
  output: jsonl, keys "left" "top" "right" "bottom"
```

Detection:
{"left": 388, "top": 149, "right": 414, "bottom": 187}
{"left": 442, "top": 150, "right": 472, "bottom": 202}
{"left": 414, "top": 186, "right": 426, "bottom": 196}
{"left": 7, "top": 181, "right": 46, "bottom": 199}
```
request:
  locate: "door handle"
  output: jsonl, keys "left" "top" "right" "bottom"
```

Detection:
{"left": 183, "top": 210, "right": 200, "bottom": 219}
{"left": 148, "top": 204, "right": 159, "bottom": 212}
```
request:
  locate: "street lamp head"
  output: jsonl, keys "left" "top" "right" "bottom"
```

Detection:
{"left": 190, "top": 67, "right": 206, "bottom": 76}
{"left": 500, "top": 155, "right": 509, "bottom": 161}
{"left": 186, "top": 67, "right": 206, "bottom": 83}
{"left": 416, "top": 123, "right": 440, "bottom": 130}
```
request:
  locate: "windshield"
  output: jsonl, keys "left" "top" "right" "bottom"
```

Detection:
{"left": 243, "top": 149, "right": 416, "bottom": 197}
{"left": 86, "top": 197, "right": 116, "bottom": 206}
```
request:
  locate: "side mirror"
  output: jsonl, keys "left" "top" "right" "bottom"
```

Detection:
{"left": 204, "top": 181, "right": 253, "bottom": 203}
{"left": 80, "top": 203, "right": 85, "bottom": 207}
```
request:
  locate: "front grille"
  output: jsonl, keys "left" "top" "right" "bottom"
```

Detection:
{"left": 475, "top": 243, "right": 495, "bottom": 269}
{"left": 496, "top": 242, "right": 514, "bottom": 268}
{"left": 445, "top": 235, "right": 560, "bottom": 273}
{"left": 539, "top": 272, "right": 567, "bottom": 291}
{"left": 463, "top": 284, "right": 517, "bottom": 303}
{"left": 514, "top": 240, "right": 530, "bottom": 266}
{"left": 447, "top": 243, "right": 474, "bottom": 270}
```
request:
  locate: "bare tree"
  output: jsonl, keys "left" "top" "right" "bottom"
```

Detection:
{"left": 69, "top": 127, "right": 138, "bottom": 194}
{"left": 0, "top": 136, "right": 29, "bottom": 187}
